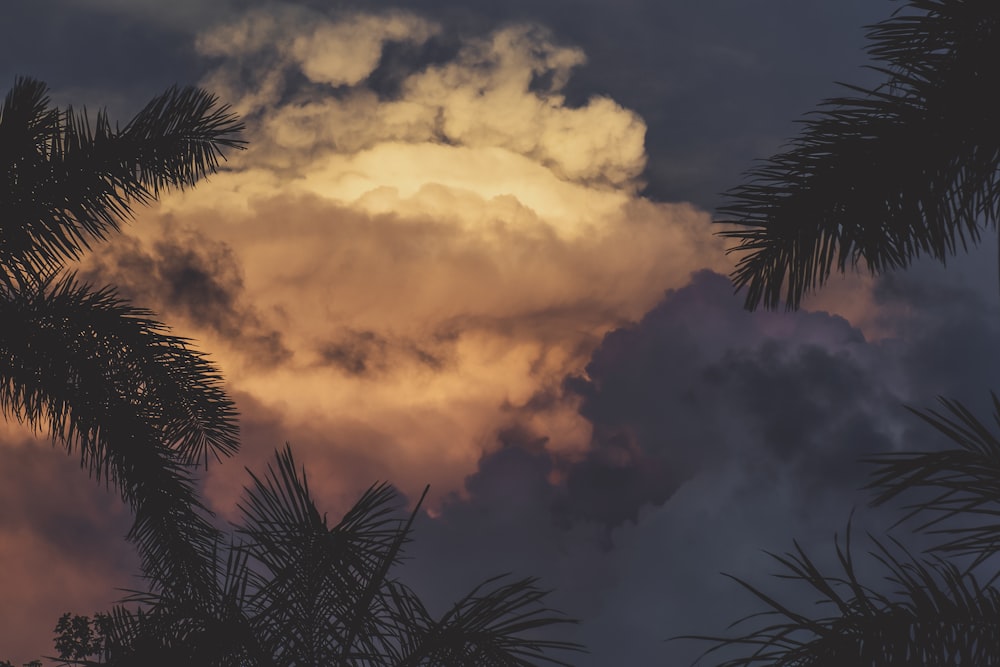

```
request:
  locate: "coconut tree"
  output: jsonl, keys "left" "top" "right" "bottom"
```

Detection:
{"left": 50, "top": 446, "right": 584, "bottom": 667}
{"left": 0, "top": 76, "right": 244, "bottom": 597}
{"left": 716, "top": 0, "right": 1000, "bottom": 311}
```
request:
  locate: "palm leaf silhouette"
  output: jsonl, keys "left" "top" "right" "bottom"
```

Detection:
{"left": 54, "top": 447, "right": 584, "bottom": 666}
{"left": 865, "top": 394, "right": 1000, "bottom": 565}
{"left": 1, "top": 77, "right": 244, "bottom": 287}
{"left": 716, "top": 1, "right": 1000, "bottom": 310}
{"left": 1, "top": 76, "right": 244, "bottom": 599}
{"left": 681, "top": 527, "right": 1000, "bottom": 666}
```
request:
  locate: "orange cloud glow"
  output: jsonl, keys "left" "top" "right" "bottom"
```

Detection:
{"left": 76, "top": 9, "right": 731, "bottom": 515}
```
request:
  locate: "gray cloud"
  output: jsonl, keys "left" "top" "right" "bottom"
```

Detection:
{"left": 557, "top": 271, "right": 890, "bottom": 520}
{"left": 406, "top": 267, "right": 1000, "bottom": 665}
{"left": 873, "top": 268, "right": 1000, "bottom": 410}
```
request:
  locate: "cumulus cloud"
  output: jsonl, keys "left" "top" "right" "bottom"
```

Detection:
{"left": 197, "top": 8, "right": 441, "bottom": 90}
{"left": 73, "top": 8, "right": 730, "bottom": 515}
{"left": 197, "top": 10, "right": 644, "bottom": 188}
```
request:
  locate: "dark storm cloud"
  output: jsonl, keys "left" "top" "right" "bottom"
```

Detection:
{"left": 79, "top": 229, "right": 291, "bottom": 367}
{"left": 703, "top": 341, "right": 897, "bottom": 486}
{"left": 554, "top": 271, "right": 888, "bottom": 522}
{"left": 560, "top": 440, "right": 682, "bottom": 532}
{"left": 404, "top": 262, "right": 1000, "bottom": 664}
{"left": 404, "top": 268, "right": 999, "bottom": 665}
{"left": 401, "top": 270, "right": 897, "bottom": 588}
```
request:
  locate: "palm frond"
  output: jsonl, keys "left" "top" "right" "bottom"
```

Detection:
{"left": 0, "top": 273, "right": 239, "bottom": 596}
{"left": 394, "top": 575, "right": 584, "bottom": 667}
{"left": 716, "top": 0, "right": 1000, "bottom": 310}
{"left": 237, "top": 446, "right": 413, "bottom": 665}
{"left": 53, "top": 446, "right": 582, "bottom": 665}
{"left": 865, "top": 393, "right": 1000, "bottom": 562}
{"left": 112, "top": 542, "right": 272, "bottom": 667}
{"left": 0, "top": 273, "right": 239, "bottom": 465}
{"left": 0, "top": 76, "right": 245, "bottom": 285}
{"left": 680, "top": 528, "right": 1000, "bottom": 666}
{"left": 120, "top": 84, "right": 246, "bottom": 195}
{"left": 335, "top": 485, "right": 429, "bottom": 665}
{"left": 236, "top": 447, "right": 583, "bottom": 666}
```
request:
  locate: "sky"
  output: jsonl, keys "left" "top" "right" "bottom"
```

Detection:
{"left": 2, "top": 1, "right": 999, "bottom": 664}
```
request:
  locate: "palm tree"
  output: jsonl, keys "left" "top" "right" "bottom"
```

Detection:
{"left": 686, "top": 1, "right": 1000, "bottom": 663}
{"left": 715, "top": 0, "right": 1000, "bottom": 311}
{"left": 50, "top": 446, "right": 585, "bottom": 667}
{"left": 0, "top": 76, "right": 244, "bottom": 597}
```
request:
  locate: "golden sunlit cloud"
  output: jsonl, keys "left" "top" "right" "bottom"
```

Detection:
{"left": 80, "top": 8, "right": 731, "bottom": 513}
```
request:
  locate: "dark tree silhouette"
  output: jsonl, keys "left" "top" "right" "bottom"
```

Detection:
{"left": 50, "top": 447, "right": 584, "bottom": 667}
{"left": 716, "top": 0, "right": 1000, "bottom": 311}
{"left": 688, "top": 1, "right": 1000, "bottom": 664}
{"left": 0, "top": 76, "right": 244, "bottom": 598}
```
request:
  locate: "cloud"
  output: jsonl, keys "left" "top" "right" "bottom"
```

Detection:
{"left": 437, "top": 271, "right": 901, "bottom": 535}
{"left": 197, "top": 8, "right": 441, "bottom": 89}
{"left": 197, "top": 10, "right": 644, "bottom": 188}
{"left": 397, "top": 269, "right": 956, "bottom": 664}
{"left": 0, "top": 439, "right": 136, "bottom": 663}
{"left": 72, "top": 8, "right": 729, "bottom": 516}
{"left": 871, "top": 268, "right": 1000, "bottom": 407}
{"left": 8, "top": 3, "right": 997, "bottom": 665}
{"left": 51, "top": 6, "right": 1000, "bottom": 664}
{"left": 80, "top": 228, "right": 291, "bottom": 368}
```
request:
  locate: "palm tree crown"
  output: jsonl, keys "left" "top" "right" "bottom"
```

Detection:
{"left": 52, "top": 447, "right": 584, "bottom": 667}
{"left": 717, "top": 0, "right": 1000, "bottom": 310}
{"left": 1, "top": 76, "right": 245, "bottom": 597}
